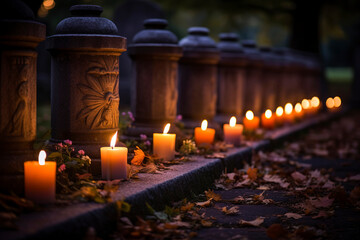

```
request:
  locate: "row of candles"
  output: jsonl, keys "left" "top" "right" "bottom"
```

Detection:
{"left": 24, "top": 96, "right": 341, "bottom": 203}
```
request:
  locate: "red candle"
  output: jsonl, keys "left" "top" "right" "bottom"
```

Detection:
{"left": 194, "top": 120, "right": 215, "bottom": 145}
{"left": 261, "top": 109, "right": 275, "bottom": 129}
{"left": 243, "top": 110, "right": 259, "bottom": 131}
{"left": 223, "top": 116, "right": 243, "bottom": 146}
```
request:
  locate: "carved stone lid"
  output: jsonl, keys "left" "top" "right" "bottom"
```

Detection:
{"left": 217, "top": 33, "right": 243, "bottom": 53}
{"left": 55, "top": 5, "right": 119, "bottom": 35}
{"left": 179, "top": 27, "right": 217, "bottom": 49}
{"left": 132, "top": 18, "right": 178, "bottom": 44}
{"left": 241, "top": 39, "right": 262, "bottom": 63}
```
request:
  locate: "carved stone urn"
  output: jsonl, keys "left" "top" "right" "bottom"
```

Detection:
{"left": 0, "top": 0, "right": 45, "bottom": 192}
{"left": 216, "top": 33, "right": 247, "bottom": 124}
{"left": 178, "top": 27, "right": 220, "bottom": 129}
{"left": 126, "top": 19, "right": 182, "bottom": 138}
{"left": 47, "top": 5, "right": 126, "bottom": 157}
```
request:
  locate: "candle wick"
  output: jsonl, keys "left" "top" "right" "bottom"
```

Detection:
{"left": 112, "top": 146, "right": 114, "bottom": 150}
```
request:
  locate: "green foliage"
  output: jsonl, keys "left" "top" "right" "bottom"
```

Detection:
{"left": 179, "top": 139, "right": 198, "bottom": 155}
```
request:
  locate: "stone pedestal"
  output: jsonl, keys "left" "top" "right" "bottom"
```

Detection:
{"left": 242, "top": 40, "right": 263, "bottom": 116}
{"left": 0, "top": 0, "right": 46, "bottom": 193}
{"left": 215, "top": 33, "right": 246, "bottom": 124}
{"left": 47, "top": 5, "right": 126, "bottom": 158}
{"left": 125, "top": 19, "right": 182, "bottom": 138}
{"left": 178, "top": 27, "right": 220, "bottom": 129}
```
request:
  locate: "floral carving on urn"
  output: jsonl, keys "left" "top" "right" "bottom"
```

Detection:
{"left": 77, "top": 57, "right": 119, "bottom": 129}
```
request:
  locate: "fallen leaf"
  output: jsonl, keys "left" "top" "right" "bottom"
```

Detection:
{"left": 196, "top": 199, "right": 212, "bottom": 207}
{"left": 257, "top": 185, "right": 271, "bottom": 190}
{"left": 284, "top": 212, "right": 303, "bottom": 219}
{"left": 312, "top": 210, "right": 334, "bottom": 219}
{"left": 205, "top": 190, "right": 222, "bottom": 201}
{"left": 349, "top": 174, "right": 360, "bottom": 181}
{"left": 239, "top": 217, "right": 265, "bottom": 227}
{"left": 291, "top": 171, "right": 307, "bottom": 183}
{"left": 234, "top": 178, "right": 251, "bottom": 188}
{"left": 263, "top": 174, "right": 290, "bottom": 188}
{"left": 200, "top": 219, "right": 213, "bottom": 227}
{"left": 165, "top": 221, "right": 192, "bottom": 229}
{"left": 266, "top": 224, "right": 288, "bottom": 240}
{"left": 231, "top": 196, "right": 245, "bottom": 202}
{"left": 222, "top": 206, "right": 239, "bottom": 215}
{"left": 247, "top": 167, "right": 258, "bottom": 181}
{"left": 309, "top": 196, "right": 334, "bottom": 208}
{"left": 131, "top": 146, "right": 145, "bottom": 165}
{"left": 180, "top": 202, "right": 195, "bottom": 212}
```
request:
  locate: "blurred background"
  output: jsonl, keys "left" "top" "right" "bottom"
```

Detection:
{"left": 22, "top": 0, "right": 360, "bottom": 129}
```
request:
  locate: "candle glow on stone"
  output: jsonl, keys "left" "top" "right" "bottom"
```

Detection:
{"left": 334, "top": 96, "right": 341, "bottom": 107}
{"left": 195, "top": 120, "right": 215, "bottom": 145}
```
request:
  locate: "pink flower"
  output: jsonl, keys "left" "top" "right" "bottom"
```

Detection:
{"left": 140, "top": 134, "right": 147, "bottom": 140}
{"left": 64, "top": 139, "right": 72, "bottom": 145}
{"left": 78, "top": 150, "right": 85, "bottom": 155}
{"left": 144, "top": 140, "right": 151, "bottom": 146}
{"left": 58, "top": 164, "right": 66, "bottom": 173}
{"left": 128, "top": 111, "right": 135, "bottom": 121}
{"left": 122, "top": 112, "right": 126, "bottom": 116}
{"left": 57, "top": 143, "right": 63, "bottom": 148}
{"left": 176, "top": 114, "right": 183, "bottom": 121}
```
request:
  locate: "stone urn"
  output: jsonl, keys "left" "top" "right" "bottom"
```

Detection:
{"left": 216, "top": 33, "right": 247, "bottom": 124}
{"left": 0, "top": 0, "right": 45, "bottom": 193}
{"left": 126, "top": 18, "right": 182, "bottom": 138}
{"left": 47, "top": 5, "right": 126, "bottom": 158}
{"left": 178, "top": 27, "right": 220, "bottom": 129}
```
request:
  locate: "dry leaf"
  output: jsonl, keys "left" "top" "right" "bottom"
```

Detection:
{"left": 205, "top": 190, "right": 222, "bottom": 201}
{"left": 196, "top": 199, "right": 212, "bottom": 207}
{"left": 284, "top": 212, "right": 303, "bottom": 219}
{"left": 312, "top": 210, "right": 334, "bottom": 219}
{"left": 200, "top": 219, "right": 213, "bottom": 227}
{"left": 131, "top": 146, "right": 145, "bottom": 165}
{"left": 180, "top": 202, "right": 195, "bottom": 212}
{"left": 291, "top": 171, "right": 307, "bottom": 183}
{"left": 247, "top": 167, "right": 258, "bottom": 181}
{"left": 234, "top": 178, "right": 251, "bottom": 188}
{"left": 309, "top": 196, "right": 334, "bottom": 208}
{"left": 263, "top": 174, "right": 290, "bottom": 188}
{"left": 349, "top": 174, "right": 360, "bottom": 181}
{"left": 239, "top": 217, "right": 265, "bottom": 227}
{"left": 222, "top": 206, "right": 239, "bottom": 215}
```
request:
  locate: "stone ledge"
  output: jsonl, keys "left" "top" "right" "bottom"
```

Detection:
{"left": 0, "top": 110, "right": 346, "bottom": 240}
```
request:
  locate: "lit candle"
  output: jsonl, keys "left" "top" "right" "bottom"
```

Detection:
{"left": 294, "top": 103, "right": 303, "bottom": 119}
{"left": 24, "top": 150, "right": 56, "bottom": 204}
{"left": 301, "top": 99, "right": 310, "bottom": 115}
{"left": 153, "top": 123, "right": 176, "bottom": 160}
{"left": 275, "top": 106, "right": 284, "bottom": 126}
{"left": 223, "top": 116, "right": 243, "bottom": 146}
{"left": 243, "top": 110, "right": 260, "bottom": 131}
{"left": 334, "top": 96, "right": 341, "bottom": 108}
{"left": 101, "top": 131, "right": 128, "bottom": 180}
{"left": 194, "top": 120, "right": 215, "bottom": 146}
{"left": 310, "top": 96, "right": 320, "bottom": 113}
{"left": 326, "top": 97, "right": 335, "bottom": 111}
{"left": 261, "top": 109, "right": 275, "bottom": 129}
{"left": 284, "top": 103, "right": 294, "bottom": 123}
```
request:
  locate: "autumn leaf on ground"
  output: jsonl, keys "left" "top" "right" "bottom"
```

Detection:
{"left": 180, "top": 202, "right": 195, "bottom": 212}
{"left": 222, "top": 206, "right": 240, "bottom": 215}
{"left": 247, "top": 167, "right": 258, "bottom": 181}
{"left": 131, "top": 146, "right": 145, "bottom": 165}
{"left": 284, "top": 212, "right": 303, "bottom": 219}
{"left": 205, "top": 190, "right": 222, "bottom": 201}
{"left": 196, "top": 199, "right": 212, "bottom": 207}
{"left": 312, "top": 210, "right": 334, "bottom": 219}
{"left": 349, "top": 174, "right": 360, "bottom": 181}
{"left": 291, "top": 171, "right": 307, "bottom": 183}
{"left": 234, "top": 178, "right": 251, "bottom": 188}
{"left": 266, "top": 224, "right": 288, "bottom": 240}
{"left": 263, "top": 174, "right": 290, "bottom": 189}
{"left": 239, "top": 217, "right": 265, "bottom": 227}
{"left": 309, "top": 196, "right": 334, "bottom": 208}
{"left": 200, "top": 219, "right": 213, "bottom": 227}
{"left": 230, "top": 196, "right": 245, "bottom": 203}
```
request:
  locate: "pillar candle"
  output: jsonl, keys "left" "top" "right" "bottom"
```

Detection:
{"left": 24, "top": 150, "right": 56, "bottom": 204}
{"left": 153, "top": 123, "right": 176, "bottom": 161}
{"left": 275, "top": 106, "right": 284, "bottom": 126}
{"left": 194, "top": 120, "right": 215, "bottom": 146}
{"left": 101, "top": 132, "right": 128, "bottom": 180}
{"left": 310, "top": 96, "right": 320, "bottom": 114}
{"left": 294, "top": 103, "right": 303, "bottom": 118}
{"left": 223, "top": 116, "right": 243, "bottom": 146}
{"left": 261, "top": 109, "right": 275, "bottom": 129}
{"left": 333, "top": 96, "right": 341, "bottom": 108}
{"left": 284, "top": 103, "right": 294, "bottom": 123}
{"left": 243, "top": 110, "right": 259, "bottom": 131}
{"left": 301, "top": 99, "right": 310, "bottom": 115}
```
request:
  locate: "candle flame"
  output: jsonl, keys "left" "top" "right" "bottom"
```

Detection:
{"left": 276, "top": 106, "right": 284, "bottom": 117}
{"left": 38, "top": 150, "right": 46, "bottom": 165}
{"left": 201, "top": 120, "right": 208, "bottom": 131}
{"left": 229, "top": 116, "right": 236, "bottom": 127}
{"left": 326, "top": 97, "right": 334, "bottom": 109}
{"left": 245, "top": 110, "right": 254, "bottom": 120}
{"left": 311, "top": 96, "right": 320, "bottom": 108}
{"left": 295, "top": 103, "right": 302, "bottom": 113}
{"left": 265, "top": 109, "right": 272, "bottom": 119}
{"left": 284, "top": 103, "right": 293, "bottom": 115}
{"left": 110, "top": 131, "right": 118, "bottom": 148}
{"left": 334, "top": 96, "right": 341, "bottom": 107}
{"left": 163, "top": 123, "right": 170, "bottom": 134}
{"left": 301, "top": 99, "right": 310, "bottom": 109}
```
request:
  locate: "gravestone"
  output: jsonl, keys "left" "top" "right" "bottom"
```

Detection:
{"left": 126, "top": 18, "right": 182, "bottom": 137}
{"left": 216, "top": 33, "right": 246, "bottom": 124}
{"left": 178, "top": 27, "right": 220, "bottom": 129}
{"left": 113, "top": 0, "right": 165, "bottom": 106}
{"left": 0, "top": 0, "right": 46, "bottom": 193}
{"left": 47, "top": 5, "right": 126, "bottom": 158}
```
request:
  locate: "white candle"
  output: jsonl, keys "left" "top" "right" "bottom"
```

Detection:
{"left": 153, "top": 123, "right": 176, "bottom": 161}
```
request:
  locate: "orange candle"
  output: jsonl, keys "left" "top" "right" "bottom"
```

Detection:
{"left": 275, "top": 106, "right": 284, "bottom": 126}
{"left": 310, "top": 96, "right": 320, "bottom": 114}
{"left": 194, "top": 120, "right": 215, "bottom": 146}
{"left": 223, "top": 116, "right": 243, "bottom": 146}
{"left": 301, "top": 99, "right": 310, "bottom": 115}
{"left": 334, "top": 96, "right": 341, "bottom": 108}
{"left": 153, "top": 123, "right": 176, "bottom": 161}
{"left": 243, "top": 110, "right": 260, "bottom": 131}
{"left": 24, "top": 150, "right": 56, "bottom": 204}
{"left": 294, "top": 103, "right": 303, "bottom": 118}
{"left": 261, "top": 109, "right": 275, "bottom": 129}
{"left": 101, "top": 131, "right": 128, "bottom": 180}
{"left": 284, "top": 103, "right": 294, "bottom": 123}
